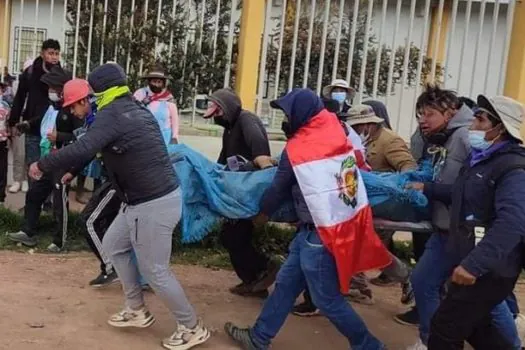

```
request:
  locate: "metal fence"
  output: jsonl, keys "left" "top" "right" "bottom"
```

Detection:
{"left": 2, "top": 0, "right": 518, "bottom": 137}
{"left": 257, "top": 0, "right": 516, "bottom": 138}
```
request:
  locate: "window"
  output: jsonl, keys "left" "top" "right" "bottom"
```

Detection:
{"left": 12, "top": 27, "right": 47, "bottom": 73}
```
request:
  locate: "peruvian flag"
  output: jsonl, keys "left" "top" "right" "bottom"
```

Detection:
{"left": 286, "top": 109, "right": 392, "bottom": 293}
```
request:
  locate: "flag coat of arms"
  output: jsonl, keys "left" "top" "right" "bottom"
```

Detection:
{"left": 286, "top": 109, "right": 392, "bottom": 293}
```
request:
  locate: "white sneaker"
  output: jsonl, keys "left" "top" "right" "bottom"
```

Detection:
{"left": 107, "top": 307, "right": 155, "bottom": 328}
{"left": 515, "top": 314, "right": 525, "bottom": 346}
{"left": 9, "top": 182, "right": 20, "bottom": 193}
{"left": 407, "top": 339, "right": 427, "bottom": 350}
{"left": 21, "top": 181, "right": 29, "bottom": 192}
{"left": 162, "top": 318, "right": 211, "bottom": 350}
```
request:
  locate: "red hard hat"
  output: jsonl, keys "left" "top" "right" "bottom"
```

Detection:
{"left": 63, "top": 79, "right": 91, "bottom": 107}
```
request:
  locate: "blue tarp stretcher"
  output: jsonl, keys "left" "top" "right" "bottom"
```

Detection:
{"left": 170, "top": 144, "right": 434, "bottom": 243}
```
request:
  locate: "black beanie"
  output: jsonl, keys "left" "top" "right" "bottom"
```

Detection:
{"left": 88, "top": 63, "right": 127, "bottom": 93}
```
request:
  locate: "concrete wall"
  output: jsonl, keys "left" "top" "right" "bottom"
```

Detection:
{"left": 8, "top": 0, "right": 66, "bottom": 73}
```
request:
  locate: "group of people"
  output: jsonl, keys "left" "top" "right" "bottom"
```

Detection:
{"left": 1, "top": 36, "right": 525, "bottom": 350}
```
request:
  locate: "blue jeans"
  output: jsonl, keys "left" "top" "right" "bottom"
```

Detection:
{"left": 251, "top": 227, "right": 384, "bottom": 350}
{"left": 506, "top": 293, "right": 520, "bottom": 318}
{"left": 130, "top": 248, "right": 148, "bottom": 286}
{"left": 412, "top": 232, "right": 520, "bottom": 348}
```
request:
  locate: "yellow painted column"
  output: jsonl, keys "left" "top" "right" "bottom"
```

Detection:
{"left": 234, "top": 0, "right": 266, "bottom": 112}
{"left": 426, "top": 1, "right": 451, "bottom": 83}
{"left": 505, "top": 1, "right": 525, "bottom": 103}
{"left": 0, "top": 0, "right": 12, "bottom": 70}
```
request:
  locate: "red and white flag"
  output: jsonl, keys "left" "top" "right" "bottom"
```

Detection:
{"left": 286, "top": 109, "right": 391, "bottom": 293}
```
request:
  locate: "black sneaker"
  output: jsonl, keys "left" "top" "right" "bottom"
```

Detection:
{"left": 229, "top": 283, "right": 269, "bottom": 299}
{"left": 224, "top": 322, "right": 261, "bottom": 350}
{"left": 401, "top": 280, "right": 415, "bottom": 305}
{"left": 370, "top": 273, "right": 397, "bottom": 287}
{"left": 89, "top": 271, "right": 119, "bottom": 288}
{"left": 393, "top": 307, "right": 419, "bottom": 327}
{"left": 292, "top": 301, "right": 320, "bottom": 317}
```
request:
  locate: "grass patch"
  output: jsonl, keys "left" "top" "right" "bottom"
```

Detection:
{"left": 0, "top": 208, "right": 296, "bottom": 269}
{"left": 0, "top": 208, "right": 417, "bottom": 269}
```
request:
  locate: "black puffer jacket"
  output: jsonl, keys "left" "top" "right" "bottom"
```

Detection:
{"left": 38, "top": 94, "right": 178, "bottom": 204}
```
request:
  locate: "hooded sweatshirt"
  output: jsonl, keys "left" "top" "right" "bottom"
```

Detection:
{"left": 134, "top": 87, "right": 179, "bottom": 148}
{"left": 260, "top": 89, "right": 325, "bottom": 223}
{"left": 411, "top": 103, "right": 474, "bottom": 230}
{"left": 208, "top": 88, "right": 271, "bottom": 164}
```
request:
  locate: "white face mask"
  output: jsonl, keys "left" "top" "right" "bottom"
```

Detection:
{"left": 48, "top": 92, "right": 60, "bottom": 102}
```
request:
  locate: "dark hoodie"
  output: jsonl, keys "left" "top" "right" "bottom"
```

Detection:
{"left": 208, "top": 88, "right": 270, "bottom": 164}
{"left": 363, "top": 100, "right": 392, "bottom": 129}
{"left": 260, "top": 89, "right": 324, "bottom": 223}
{"left": 9, "top": 57, "right": 60, "bottom": 135}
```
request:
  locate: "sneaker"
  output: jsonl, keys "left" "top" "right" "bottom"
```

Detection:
{"left": 229, "top": 283, "right": 269, "bottom": 299}
{"left": 401, "top": 280, "right": 415, "bottom": 305}
{"left": 47, "top": 243, "right": 62, "bottom": 253}
{"left": 224, "top": 322, "right": 260, "bottom": 350}
{"left": 107, "top": 307, "right": 155, "bottom": 328}
{"left": 21, "top": 181, "right": 29, "bottom": 193}
{"left": 89, "top": 271, "right": 119, "bottom": 288}
{"left": 9, "top": 182, "right": 20, "bottom": 193}
{"left": 162, "top": 318, "right": 210, "bottom": 350}
{"left": 406, "top": 339, "right": 427, "bottom": 350}
{"left": 370, "top": 273, "right": 397, "bottom": 287}
{"left": 394, "top": 307, "right": 420, "bottom": 327}
{"left": 8, "top": 231, "right": 37, "bottom": 247}
{"left": 347, "top": 288, "right": 375, "bottom": 305}
{"left": 251, "top": 257, "right": 282, "bottom": 292}
{"left": 515, "top": 314, "right": 525, "bottom": 346}
{"left": 292, "top": 301, "right": 320, "bottom": 317}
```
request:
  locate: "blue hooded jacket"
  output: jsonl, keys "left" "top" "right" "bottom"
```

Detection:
{"left": 260, "top": 89, "right": 324, "bottom": 223}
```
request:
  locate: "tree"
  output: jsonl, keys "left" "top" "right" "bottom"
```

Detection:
{"left": 66, "top": 0, "right": 239, "bottom": 108}
{"left": 266, "top": 0, "right": 441, "bottom": 98}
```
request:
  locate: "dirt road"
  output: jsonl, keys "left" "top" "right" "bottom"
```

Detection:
{"left": 1, "top": 250, "right": 504, "bottom": 350}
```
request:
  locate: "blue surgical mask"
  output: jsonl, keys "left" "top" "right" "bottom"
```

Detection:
{"left": 331, "top": 92, "right": 347, "bottom": 104}
{"left": 468, "top": 130, "right": 492, "bottom": 150}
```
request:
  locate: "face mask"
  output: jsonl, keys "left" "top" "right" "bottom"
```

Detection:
{"left": 49, "top": 92, "right": 60, "bottom": 102}
{"left": 149, "top": 85, "right": 163, "bottom": 94}
{"left": 468, "top": 130, "right": 492, "bottom": 150}
{"left": 281, "top": 121, "right": 293, "bottom": 139}
{"left": 214, "top": 116, "right": 229, "bottom": 128}
{"left": 331, "top": 92, "right": 347, "bottom": 104}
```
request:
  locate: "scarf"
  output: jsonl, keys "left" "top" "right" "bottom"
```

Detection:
{"left": 95, "top": 86, "right": 130, "bottom": 110}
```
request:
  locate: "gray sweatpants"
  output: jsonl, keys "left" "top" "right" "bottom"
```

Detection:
{"left": 102, "top": 188, "right": 197, "bottom": 328}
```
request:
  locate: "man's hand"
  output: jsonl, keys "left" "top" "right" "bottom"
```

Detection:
{"left": 28, "top": 162, "right": 43, "bottom": 181}
{"left": 254, "top": 156, "right": 275, "bottom": 169}
{"left": 47, "top": 130, "right": 57, "bottom": 142}
{"left": 253, "top": 213, "right": 269, "bottom": 226}
{"left": 61, "top": 172, "right": 74, "bottom": 185}
{"left": 10, "top": 126, "right": 20, "bottom": 137}
{"left": 451, "top": 266, "right": 476, "bottom": 285}
{"left": 406, "top": 182, "right": 424, "bottom": 191}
